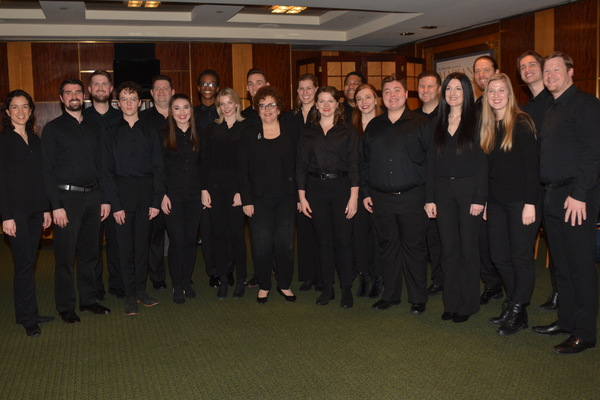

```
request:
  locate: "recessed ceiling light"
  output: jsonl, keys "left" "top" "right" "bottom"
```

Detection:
{"left": 125, "top": 1, "right": 142, "bottom": 7}
{"left": 399, "top": 32, "right": 414, "bottom": 36}
{"left": 124, "top": 1, "right": 161, "bottom": 7}
{"left": 144, "top": 1, "right": 161, "bottom": 7}
{"left": 421, "top": 25, "right": 437, "bottom": 30}
{"left": 269, "top": 5, "right": 307, "bottom": 14}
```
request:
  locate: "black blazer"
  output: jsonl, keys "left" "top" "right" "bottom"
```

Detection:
{"left": 238, "top": 117, "right": 299, "bottom": 206}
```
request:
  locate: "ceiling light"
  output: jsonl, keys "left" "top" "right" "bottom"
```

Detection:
{"left": 421, "top": 25, "right": 437, "bottom": 30}
{"left": 125, "top": 1, "right": 142, "bottom": 7}
{"left": 269, "top": 5, "right": 307, "bottom": 14}
{"left": 124, "top": 1, "right": 161, "bottom": 7}
{"left": 144, "top": 1, "right": 161, "bottom": 7}
{"left": 399, "top": 32, "right": 414, "bottom": 36}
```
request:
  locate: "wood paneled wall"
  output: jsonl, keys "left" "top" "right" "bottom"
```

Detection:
{"left": 0, "top": 43, "right": 9, "bottom": 99}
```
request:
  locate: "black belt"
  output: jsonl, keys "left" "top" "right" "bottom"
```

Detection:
{"left": 544, "top": 177, "right": 575, "bottom": 189}
{"left": 57, "top": 183, "right": 98, "bottom": 193}
{"left": 308, "top": 171, "right": 348, "bottom": 180}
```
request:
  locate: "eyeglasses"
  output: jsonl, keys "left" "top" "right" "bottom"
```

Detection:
{"left": 200, "top": 82, "right": 217, "bottom": 88}
{"left": 258, "top": 103, "right": 277, "bottom": 110}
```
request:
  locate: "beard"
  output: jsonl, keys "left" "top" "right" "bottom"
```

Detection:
{"left": 92, "top": 93, "right": 110, "bottom": 103}
{"left": 65, "top": 101, "right": 83, "bottom": 112}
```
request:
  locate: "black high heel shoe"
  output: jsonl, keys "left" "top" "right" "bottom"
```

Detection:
{"left": 277, "top": 288, "right": 297, "bottom": 302}
{"left": 257, "top": 290, "right": 269, "bottom": 304}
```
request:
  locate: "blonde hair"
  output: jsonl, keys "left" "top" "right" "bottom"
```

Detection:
{"left": 215, "top": 88, "right": 245, "bottom": 124}
{"left": 480, "top": 73, "right": 535, "bottom": 154}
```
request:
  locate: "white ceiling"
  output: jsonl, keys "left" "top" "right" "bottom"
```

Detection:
{"left": 0, "top": 0, "right": 574, "bottom": 51}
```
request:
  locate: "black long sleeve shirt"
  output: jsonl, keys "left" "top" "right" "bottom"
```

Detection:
{"left": 105, "top": 118, "right": 165, "bottom": 210}
{"left": 82, "top": 104, "right": 122, "bottom": 136}
{"left": 522, "top": 88, "right": 552, "bottom": 134}
{"left": 487, "top": 117, "right": 540, "bottom": 205}
{"left": 426, "top": 125, "right": 488, "bottom": 205}
{"left": 201, "top": 119, "right": 249, "bottom": 191}
{"left": 162, "top": 127, "right": 202, "bottom": 202}
{"left": 241, "top": 106, "right": 260, "bottom": 127}
{"left": 140, "top": 106, "right": 169, "bottom": 142}
{"left": 539, "top": 84, "right": 600, "bottom": 201}
{"left": 296, "top": 121, "right": 360, "bottom": 190}
{"left": 41, "top": 111, "right": 113, "bottom": 210}
{"left": 194, "top": 103, "right": 219, "bottom": 131}
{"left": 0, "top": 129, "right": 49, "bottom": 220}
{"left": 360, "top": 109, "right": 430, "bottom": 197}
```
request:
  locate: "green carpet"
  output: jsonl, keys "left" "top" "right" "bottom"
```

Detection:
{"left": 0, "top": 239, "right": 598, "bottom": 400}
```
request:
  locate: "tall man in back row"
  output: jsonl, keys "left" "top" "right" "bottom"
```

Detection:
{"left": 42, "top": 79, "right": 114, "bottom": 323}
{"left": 531, "top": 52, "right": 600, "bottom": 354}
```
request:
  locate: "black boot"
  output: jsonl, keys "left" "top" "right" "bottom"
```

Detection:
{"left": 367, "top": 275, "right": 383, "bottom": 299}
{"left": 539, "top": 291, "right": 558, "bottom": 311}
{"left": 489, "top": 298, "right": 512, "bottom": 325}
{"left": 497, "top": 303, "right": 528, "bottom": 336}
{"left": 316, "top": 286, "right": 335, "bottom": 305}
{"left": 356, "top": 273, "right": 370, "bottom": 298}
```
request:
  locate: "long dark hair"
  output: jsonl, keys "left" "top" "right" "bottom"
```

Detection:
{"left": 435, "top": 72, "right": 477, "bottom": 154}
{"left": 2, "top": 90, "right": 36, "bottom": 133}
{"left": 309, "top": 86, "right": 345, "bottom": 125}
{"left": 164, "top": 94, "right": 199, "bottom": 152}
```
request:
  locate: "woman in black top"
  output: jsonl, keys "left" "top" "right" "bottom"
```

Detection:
{"left": 201, "top": 88, "right": 248, "bottom": 299}
{"left": 425, "top": 72, "right": 487, "bottom": 323}
{"left": 0, "top": 90, "right": 52, "bottom": 337}
{"left": 282, "top": 74, "right": 321, "bottom": 292}
{"left": 480, "top": 73, "right": 540, "bottom": 335}
{"left": 297, "top": 86, "right": 360, "bottom": 308}
{"left": 239, "top": 86, "right": 298, "bottom": 304}
{"left": 161, "top": 94, "right": 202, "bottom": 304}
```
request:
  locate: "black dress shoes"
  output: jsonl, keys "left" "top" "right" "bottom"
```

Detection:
{"left": 299, "top": 280, "right": 313, "bottom": 291}
{"left": 539, "top": 291, "right": 559, "bottom": 311}
{"left": 441, "top": 312, "right": 456, "bottom": 321}
{"left": 372, "top": 299, "right": 401, "bottom": 310}
{"left": 553, "top": 335, "right": 596, "bottom": 354}
{"left": 531, "top": 322, "right": 571, "bottom": 336}
{"left": 277, "top": 288, "right": 297, "bottom": 302}
{"left": 340, "top": 287, "right": 353, "bottom": 308}
{"left": 208, "top": 274, "right": 220, "bottom": 288}
{"left": 59, "top": 310, "right": 81, "bottom": 324}
{"left": 80, "top": 303, "right": 111, "bottom": 314}
{"left": 36, "top": 315, "right": 55, "bottom": 323}
{"left": 256, "top": 295, "right": 268, "bottom": 304}
{"left": 108, "top": 288, "right": 126, "bottom": 299}
{"left": 217, "top": 283, "right": 228, "bottom": 299}
{"left": 427, "top": 283, "right": 443, "bottom": 296}
{"left": 480, "top": 287, "right": 503, "bottom": 304}
{"left": 356, "top": 274, "right": 370, "bottom": 298}
{"left": 233, "top": 283, "right": 246, "bottom": 299}
{"left": 452, "top": 314, "right": 470, "bottom": 323}
{"left": 152, "top": 280, "right": 168, "bottom": 290}
{"left": 25, "top": 324, "right": 41, "bottom": 337}
{"left": 316, "top": 288, "right": 335, "bottom": 305}
{"left": 367, "top": 276, "right": 383, "bottom": 299}
{"left": 410, "top": 303, "right": 426, "bottom": 315}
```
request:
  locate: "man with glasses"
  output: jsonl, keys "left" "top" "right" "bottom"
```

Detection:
{"left": 194, "top": 69, "right": 220, "bottom": 131}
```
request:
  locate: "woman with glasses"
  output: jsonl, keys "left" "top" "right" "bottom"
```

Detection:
{"left": 0, "top": 90, "right": 52, "bottom": 337}
{"left": 297, "top": 86, "right": 360, "bottom": 308}
{"left": 201, "top": 88, "right": 248, "bottom": 299}
{"left": 239, "top": 86, "right": 299, "bottom": 304}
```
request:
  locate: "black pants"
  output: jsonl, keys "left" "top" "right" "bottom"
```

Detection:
{"left": 148, "top": 212, "right": 167, "bottom": 283}
{"left": 164, "top": 200, "right": 202, "bottom": 290}
{"left": 543, "top": 184, "right": 599, "bottom": 343}
{"left": 249, "top": 196, "right": 295, "bottom": 291}
{"left": 352, "top": 200, "right": 382, "bottom": 277}
{"left": 114, "top": 177, "right": 153, "bottom": 297}
{"left": 480, "top": 220, "right": 501, "bottom": 290}
{"left": 426, "top": 218, "right": 443, "bottom": 285}
{"left": 54, "top": 189, "right": 101, "bottom": 312}
{"left": 435, "top": 177, "right": 481, "bottom": 316}
{"left": 371, "top": 186, "right": 428, "bottom": 304}
{"left": 296, "top": 211, "right": 320, "bottom": 283}
{"left": 9, "top": 211, "right": 44, "bottom": 326}
{"left": 96, "top": 215, "right": 122, "bottom": 295}
{"left": 306, "top": 176, "right": 353, "bottom": 288}
{"left": 208, "top": 186, "right": 247, "bottom": 283}
{"left": 200, "top": 209, "right": 217, "bottom": 276}
{"left": 487, "top": 200, "right": 540, "bottom": 304}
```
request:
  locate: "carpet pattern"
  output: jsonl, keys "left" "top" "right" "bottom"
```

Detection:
{"left": 0, "top": 240, "right": 598, "bottom": 400}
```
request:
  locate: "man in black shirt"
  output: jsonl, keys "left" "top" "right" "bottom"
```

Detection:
{"left": 361, "top": 74, "right": 430, "bottom": 315}
{"left": 140, "top": 75, "right": 173, "bottom": 291}
{"left": 531, "top": 52, "right": 600, "bottom": 354}
{"left": 341, "top": 72, "right": 365, "bottom": 122}
{"left": 83, "top": 70, "right": 124, "bottom": 301}
{"left": 194, "top": 69, "right": 220, "bottom": 131}
{"left": 241, "top": 69, "right": 269, "bottom": 127}
{"left": 518, "top": 50, "right": 559, "bottom": 311}
{"left": 42, "top": 79, "right": 113, "bottom": 323}
{"left": 414, "top": 70, "right": 443, "bottom": 296}
{"left": 107, "top": 81, "right": 165, "bottom": 315}
{"left": 473, "top": 55, "right": 500, "bottom": 109}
